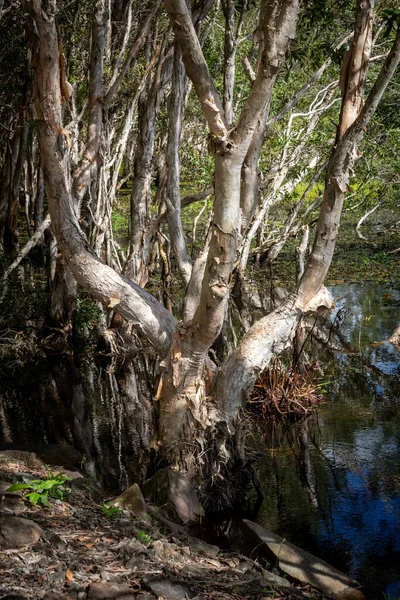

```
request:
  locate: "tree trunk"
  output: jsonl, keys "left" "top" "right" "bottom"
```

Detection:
{"left": 164, "top": 42, "right": 192, "bottom": 285}
{"left": 21, "top": 0, "right": 176, "bottom": 356}
{"left": 73, "top": 0, "right": 109, "bottom": 207}
{"left": 0, "top": 118, "right": 29, "bottom": 253}
{"left": 215, "top": 0, "right": 400, "bottom": 423}
{"left": 23, "top": 0, "right": 400, "bottom": 481}
{"left": 125, "top": 40, "right": 170, "bottom": 285}
{"left": 157, "top": 0, "right": 300, "bottom": 455}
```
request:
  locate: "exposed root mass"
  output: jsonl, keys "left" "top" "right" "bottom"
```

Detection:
{"left": 247, "top": 361, "right": 322, "bottom": 422}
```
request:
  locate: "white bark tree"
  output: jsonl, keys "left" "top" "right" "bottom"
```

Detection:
{"left": 21, "top": 0, "right": 400, "bottom": 473}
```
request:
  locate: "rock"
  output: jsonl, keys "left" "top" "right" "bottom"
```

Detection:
{"left": 113, "top": 483, "right": 148, "bottom": 521}
{"left": 0, "top": 494, "right": 26, "bottom": 513}
{"left": 259, "top": 570, "right": 291, "bottom": 588}
{"left": 125, "top": 554, "right": 150, "bottom": 571}
{"left": 63, "top": 468, "right": 84, "bottom": 482}
{"left": 242, "top": 520, "right": 365, "bottom": 599}
{"left": 168, "top": 470, "right": 201, "bottom": 525}
{"left": 0, "top": 482, "right": 22, "bottom": 495}
{"left": 45, "top": 530, "right": 67, "bottom": 550}
{"left": 0, "top": 515, "right": 43, "bottom": 549}
{"left": 0, "top": 481, "right": 26, "bottom": 514}
{"left": 152, "top": 539, "right": 182, "bottom": 563}
{"left": 0, "top": 450, "right": 43, "bottom": 468}
{"left": 143, "top": 468, "right": 201, "bottom": 525}
{"left": 143, "top": 577, "right": 195, "bottom": 600}
{"left": 188, "top": 536, "right": 219, "bottom": 556}
{"left": 116, "top": 538, "right": 149, "bottom": 559}
{"left": 0, "top": 444, "right": 82, "bottom": 470}
{"left": 87, "top": 582, "right": 135, "bottom": 599}
{"left": 43, "top": 594, "right": 75, "bottom": 600}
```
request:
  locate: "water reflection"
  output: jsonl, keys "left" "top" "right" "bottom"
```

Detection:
{"left": 255, "top": 284, "right": 400, "bottom": 599}
{"left": 0, "top": 354, "right": 155, "bottom": 491}
{"left": 0, "top": 284, "right": 399, "bottom": 597}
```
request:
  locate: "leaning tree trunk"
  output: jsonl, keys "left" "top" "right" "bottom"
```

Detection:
{"left": 215, "top": 0, "right": 400, "bottom": 424}
{"left": 21, "top": 0, "right": 176, "bottom": 357}
{"left": 157, "top": 0, "right": 300, "bottom": 464}
{"left": 46, "top": 0, "right": 109, "bottom": 331}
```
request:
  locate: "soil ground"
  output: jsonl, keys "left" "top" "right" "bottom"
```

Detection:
{"left": 0, "top": 452, "right": 327, "bottom": 600}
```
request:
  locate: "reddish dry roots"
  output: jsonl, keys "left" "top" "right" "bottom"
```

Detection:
{"left": 247, "top": 360, "right": 322, "bottom": 421}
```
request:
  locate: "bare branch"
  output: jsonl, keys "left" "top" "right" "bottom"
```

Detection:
{"left": 2, "top": 215, "right": 51, "bottom": 282}
{"left": 164, "top": 0, "right": 227, "bottom": 138}
{"left": 105, "top": 1, "right": 162, "bottom": 105}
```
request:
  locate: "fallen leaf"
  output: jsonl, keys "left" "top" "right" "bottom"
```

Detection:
{"left": 65, "top": 568, "right": 73, "bottom": 581}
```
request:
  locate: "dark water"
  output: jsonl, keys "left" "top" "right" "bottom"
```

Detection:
{"left": 255, "top": 284, "right": 400, "bottom": 599}
{"left": 0, "top": 284, "right": 399, "bottom": 597}
{"left": 0, "top": 354, "right": 156, "bottom": 491}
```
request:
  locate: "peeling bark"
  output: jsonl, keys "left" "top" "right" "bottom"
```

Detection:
{"left": 164, "top": 0, "right": 227, "bottom": 139}
{"left": 158, "top": 0, "right": 300, "bottom": 452}
{"left": 23, "top": 0, "right": 400, "bottom": 466}
{"left": 215, "top": 1, "right": 400, "bottom": 421}
{"left": 298, "top": 2, "right": 400, "bottom": 308}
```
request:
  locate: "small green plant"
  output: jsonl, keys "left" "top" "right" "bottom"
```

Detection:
{"left": 137, "top": 530, "right": 151, "bottom": 545}
{"left": 7, "top": 471, "right": 71, "bottom": 507}
{"left": 100, "top": 503, "right": 123, "bottom": 519}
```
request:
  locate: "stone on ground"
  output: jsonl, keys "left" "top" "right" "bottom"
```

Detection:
{"left": 0, "top": 515, "right": 42, "bottom": 549}
{"left": 143, "top": 468, "right": 201, "bottom": 524}
{"left": 0, "top": 481, "right": 26, "bottom": 514}
{"left": 243, "top": 519, "right": 366, "bottom": 599}
{"left": 87, "top": 582, "right": 136, "bottom": 599}
{"left": 143, "top": 577, "right": 195, "bottom": 600}
{"left": 114, "top": 483, "right": 148, "bottom": 521}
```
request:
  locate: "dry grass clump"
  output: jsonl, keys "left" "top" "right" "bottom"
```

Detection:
{"left": 247, "top": 360, "right": 322, "bottom": 421}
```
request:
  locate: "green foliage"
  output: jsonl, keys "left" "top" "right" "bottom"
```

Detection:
{"left": 100, "top": 503, "right": 123, "bottom": 519}
{"left": 111, "top": 189, "right": 130, "bottom": 242}
{"left": 137, "top": 530, "right": 151, "bottom": 545}
{"left": 0, "top": 265, "right": 47, "bottom": 331}
{"left": 74, "top": 295, "right": 103, "bottom": 344}
{"left": 7, "top": 471, "right": 71, "bottom": 508}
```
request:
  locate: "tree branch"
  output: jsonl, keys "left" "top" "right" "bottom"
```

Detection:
{"left": 164, "top": 0, "right": 227, "bottom": 138}
{"left": 22, "top": 0, "right": 176, "bottom": 355}
{"left": 105, "top": 1, "right": 162, "bottom": 105}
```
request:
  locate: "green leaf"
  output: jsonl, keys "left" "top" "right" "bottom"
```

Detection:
{"left": 39, "top": 480, "right": 57, "bottom": 490}
{"left": 26, "top": 491, "right": 41, "bottom": 505}
{"left": 26, "top": 480, "right": 43, "bottom": 487}
{"left": 40, "top": 494, "right": 50, "bottom": 507}
{"left": 6, "top": 483, "right": 32, "bottom": 492}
